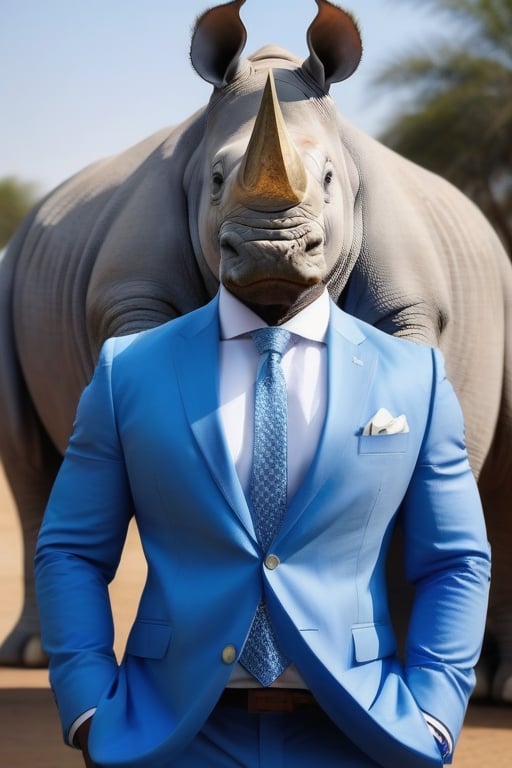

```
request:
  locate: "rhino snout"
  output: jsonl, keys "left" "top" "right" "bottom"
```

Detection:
{"left": 218, "top": 221, "right": 326, "bottom": 288}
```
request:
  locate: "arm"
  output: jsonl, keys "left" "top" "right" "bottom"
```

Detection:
{"left": 402, "top": 349, "right": 491, "bottom": 754}
{"left": 35, "top": 338, "right": 134, "bottom": 744}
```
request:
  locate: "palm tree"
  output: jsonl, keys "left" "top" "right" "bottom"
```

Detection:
{"left": 373, "top": 0, "right": 512, "bottom": 256}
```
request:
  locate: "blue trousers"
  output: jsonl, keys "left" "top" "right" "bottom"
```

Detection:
{"left": 174, "top": 704, "right": 381, "bottom": 767}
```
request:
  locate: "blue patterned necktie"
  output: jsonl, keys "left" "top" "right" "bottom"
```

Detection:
{"left": 240, "top": 326, "right": 291, "bottom": 686}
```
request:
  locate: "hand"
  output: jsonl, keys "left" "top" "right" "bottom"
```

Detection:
{"left": 75, "top": 717, "right": 96, "bottom": 768}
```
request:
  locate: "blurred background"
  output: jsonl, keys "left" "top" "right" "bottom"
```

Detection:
{"left": 2, "top": 0, "right": 509, "bottom": 255}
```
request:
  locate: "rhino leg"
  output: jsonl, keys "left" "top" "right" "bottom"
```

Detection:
{"left": 0, "top": 238, "right": 61, "bottom": 666}
{"left": 476, "top": 356, "right": 512, "bottom": 704}
{"left": 478, "top": 484, "right": 512, "bottom": 703}
{"left": 0, "top": 438, "right": 60, "bottom": 667}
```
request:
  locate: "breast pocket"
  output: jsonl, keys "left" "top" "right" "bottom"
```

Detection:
{"left": 358, "top": 433, "right": 409, "bottom": 455}
{"left": 126, "top": 619, "right": 172, "bottom": 659}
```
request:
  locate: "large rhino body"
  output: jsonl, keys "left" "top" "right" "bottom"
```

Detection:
{"left": 1, "top": 0, "right": 511, "bottom": 700}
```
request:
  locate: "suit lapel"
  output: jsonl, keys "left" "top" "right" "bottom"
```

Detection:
{"left": 278, "top": 303, "right": 377, "bottom": 541}
{"left": 174, "top": 297, "right": 256, "bottom": 537}
{"left": 174, "top": 298, "right": 377, "bottom": 543}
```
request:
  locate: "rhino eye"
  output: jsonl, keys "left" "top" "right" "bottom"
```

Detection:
{"left": 323, "top": 163, "right": 335, "bottom": 201}
{"left": 323, "top": 168, "right": 333, "bottom": 189}
{"left": 211, "top": 164, "right": 224, "bottom": 200}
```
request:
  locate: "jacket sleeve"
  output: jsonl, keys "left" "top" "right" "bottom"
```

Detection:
{"left": 35, "top": 337, "right": 134, "bottom": 743}
{"left": 401, "top": 348, "right": 491, "bottom": 750}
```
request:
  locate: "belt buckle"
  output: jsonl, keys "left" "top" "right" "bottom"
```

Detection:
{"left": 247, "top": 689, "right": 295, "bottom": 713}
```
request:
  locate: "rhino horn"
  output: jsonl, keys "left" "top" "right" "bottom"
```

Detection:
{"left": 236, "top": 70, "right": 308, "bottom": 212}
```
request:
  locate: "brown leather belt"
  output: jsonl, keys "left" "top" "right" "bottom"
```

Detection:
{"left": 219, "top": 688, "right": 319, "bottom": 713}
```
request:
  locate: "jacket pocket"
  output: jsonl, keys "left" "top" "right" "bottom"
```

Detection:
{"left": 351, "top": 621, "right": 397, "bottom": 663}
{"left": 358, "top": 433, "right": 409, "bottom": 455}
{"left": 126, "top": 619, "right": 172, "bottom": 659}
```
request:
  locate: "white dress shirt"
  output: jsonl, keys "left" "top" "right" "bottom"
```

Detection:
{"left": 218, "top": 285, "right": 329, "bottom": 689}
{"left": 218, "top": 285, "right": 329, "bottom": 507}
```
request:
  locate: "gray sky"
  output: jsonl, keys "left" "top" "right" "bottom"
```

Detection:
{"left": 1, "top": 1, "right": 447, "bottom": 194}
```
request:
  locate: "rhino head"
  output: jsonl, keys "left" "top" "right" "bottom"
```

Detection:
{"left": 186, "top": 0, "right": 363, "bottom": 324}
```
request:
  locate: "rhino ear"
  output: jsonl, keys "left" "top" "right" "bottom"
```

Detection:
{"left": 303, "top": 0, "right": 362, "bottom": 90}
{"left": 190, "top": 0, "right": 248, "bottom": 87}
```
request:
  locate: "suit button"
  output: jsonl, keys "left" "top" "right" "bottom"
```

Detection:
{"left": 221, "top": 645, "right": 237, "bottom": 665}
{"left": 265, "top": 554, "right": 280, "bottom": 570}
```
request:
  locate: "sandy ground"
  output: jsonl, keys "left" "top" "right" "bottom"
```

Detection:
{"left": 1, "top": 464, "right": 511, "bottom": 766}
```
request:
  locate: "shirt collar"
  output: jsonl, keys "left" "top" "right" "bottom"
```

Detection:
{"left": 218, "top": 284, "right": 329, "bottom": 343}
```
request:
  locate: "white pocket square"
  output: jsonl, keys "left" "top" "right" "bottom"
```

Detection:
{"left": 363, "top": 407, "right": 409, "bottom": 436}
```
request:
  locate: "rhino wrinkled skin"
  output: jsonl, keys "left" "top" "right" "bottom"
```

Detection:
{"left": 0, "top": 0, "right": 511, "bottom": 702}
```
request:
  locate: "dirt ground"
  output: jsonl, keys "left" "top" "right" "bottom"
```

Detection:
{"left": 1, "top": 464, "right": 511, "bottom": 766}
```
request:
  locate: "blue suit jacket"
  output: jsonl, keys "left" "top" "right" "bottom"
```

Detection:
{"left": 35, "top": 295, "right": 490, "bottom": 768}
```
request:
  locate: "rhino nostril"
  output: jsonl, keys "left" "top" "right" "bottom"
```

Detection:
{"left": 305, "top": 236, "right": 323, "bottom": 252}
{"left": 221, "top": 240, "right": 239, "bottom": 260}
